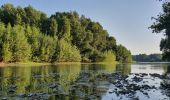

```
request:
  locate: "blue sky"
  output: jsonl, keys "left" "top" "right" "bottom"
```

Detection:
{"left": 0, "top": 0, "right": 164, "bottom": 55}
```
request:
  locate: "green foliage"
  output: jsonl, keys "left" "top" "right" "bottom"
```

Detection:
{"left": 57, "top": 16, "right": 71, "bottom": 42}
{"left": 106, "top": 36, "right": 117, "bottom": 51}
{"left": 49, "top": 17, "right": 58, "bottom": 37}
{"left": 89, "top": 50, "right": 104, "bottom": 62}
{"left": 25, "top": 25, "right": 40, "bottom": 59}
{"left": 2, "top": 42, "right": 12, "bottom": 62}
{"left": 101, "top": 51, "right": 116, "bottom": 63}
{"left": 116, "top": 45, "right": 132, "bottom": 63}
{"left": 0, "top": 4, "right": 132, "bottom": 63}
{"left": 150, "top": 2, "right": 170, "bottom": 61}
{"left": 1, "top": 24, "right": 12, "bottom": 62}
{"left": 12, "top": 25, "right": 31, "bottom": 62}
{"left": 89, "top": 50, "right": 116, "bottom": 63}
{"left": 54, "top": 39, "right": 81, "bottom": 62}
{"left": 38, "top": 34, "right": 56, "bottom": 62}
{"left": 0, "top": 22, "right": 6, "bottom": 61}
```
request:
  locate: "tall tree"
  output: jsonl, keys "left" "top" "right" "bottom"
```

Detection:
{"left": 1, "top": 23, "right": 12, "bottom": 62}
{"left": 49, "top": 17, "right": 58, "bottom": 37}
{"left": 150, "top": 2, "right": 170, "bottom": 61}
{"left": 12, "top": 25, "right": 31, "bottom": 62}
{"left": 0, "top": 22, "right": 6, "bottom": 61}
{"left": 58, "top": 16, "right": 71, "bottom": 42}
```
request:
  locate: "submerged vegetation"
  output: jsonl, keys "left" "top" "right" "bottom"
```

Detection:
{"left": 0, "top": 4, "right": 132, "bottom": 63}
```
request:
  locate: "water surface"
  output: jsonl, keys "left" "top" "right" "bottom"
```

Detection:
{"left": 0, "top": 63, "right": 169, "bottom": 100}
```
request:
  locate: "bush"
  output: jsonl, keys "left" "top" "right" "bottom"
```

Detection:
{"left": 54, "top": 39, "right": 81, "bottom": 62}
{"left": 101, "top": 51, "right": 116, "bottom": 62}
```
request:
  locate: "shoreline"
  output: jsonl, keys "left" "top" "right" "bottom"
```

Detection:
{"left": 0, "top": 61, "right": 119, "bottom": 67}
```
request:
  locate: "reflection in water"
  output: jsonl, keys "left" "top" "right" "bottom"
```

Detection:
{"left": 166, "top": 65, "right": 170, "bottom": 73}
{"left": 116, "top": 64, "right": 131, "bottom": 75}
{"left": 81, "top": 64, "right": 117, "bottom": 73}
{"left": 0, "top": 64, "right": 81, "bottom": 98}
{"left": 0, "top": 63, "right": 169, "bottom": 99}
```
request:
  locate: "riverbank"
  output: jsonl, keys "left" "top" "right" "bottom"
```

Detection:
{"left": 0, "top": 62, "right": 51, "bottom": 67}
{"left": 0, "top": 61, "right": 119, "bottom": 67}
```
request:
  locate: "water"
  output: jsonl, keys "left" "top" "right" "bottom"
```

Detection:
{"left": 0, "top": 63, "right": 169, "bottom": 100}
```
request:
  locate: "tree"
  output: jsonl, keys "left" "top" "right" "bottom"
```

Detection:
{"left": 49, "top": 17, "right": 58, "bottom": 37}
{"left": 57, "top": 16, "right": 71, "bottom": 42}
{"left": 54, "top": 39, "right": 81, "bottom": 62}
{"left": 106, "top": 36, "right": 117, "bottom": 52}
{"left": 150, "top": 2, "right": 170, "bottom": 61}
{"left": 0, "top": 22, "right": 6, "bottom": 61}
{"left": 0, "top": 4, "right": 132, "bottom": 63}
{"left": 133, "top": 54, "right": 162, "bottom": 62}
{"left": 24, "top": 5, "right": 42, "bottom": 26}
{"left": 15, "top": 13, "right": 22, "bottom": 25}
{"left": 2, "top": 42, "right": 12, "bottom": 62}
{"left": 38, "top": 34, "right": 56, "bottom": 62}
{"left": 116, "top": 45, "right": 132, "bottom": 63}
{"left": 101, "top": 51, "right": 116, "bottom": 63}
{"left": 25, "top": 25, "right": 40, "bottom": 60}
{"left": 0, "top": 4, "right": 16, "bottom": 26}
{"left": 12, "top": 25, "right": 31, "bottom": 62}
{"left": 2, "top": 23, "right": 12, "bottom": 62}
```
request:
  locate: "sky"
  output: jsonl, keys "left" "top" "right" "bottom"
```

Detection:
{"left": 0, "top": 0, "right": 165, "bottom": 55}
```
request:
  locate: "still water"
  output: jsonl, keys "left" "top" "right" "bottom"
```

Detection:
{"left": 0, "top": 63, "right": 169, "bottom": 100}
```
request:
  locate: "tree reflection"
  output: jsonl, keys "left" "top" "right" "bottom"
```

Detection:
{"left": 0, "top": 63, "right": 132, "bottom": 99}
{"left": 116, "top": 64, "right": 131, "bottom": 75}
{"left": 0, "top": 64, "right": 81, "bottom": 99}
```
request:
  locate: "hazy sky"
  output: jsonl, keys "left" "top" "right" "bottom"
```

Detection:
{"left": 0, "top": 0, "right": 164, "bottom": 55}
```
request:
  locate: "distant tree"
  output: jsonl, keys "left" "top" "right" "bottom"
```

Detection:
{"left": 133, "top": 54, "right": 162, "bottom": 62}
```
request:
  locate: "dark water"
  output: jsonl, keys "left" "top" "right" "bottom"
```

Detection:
{"left": 0, "top": 63, "right": 170, "bottom": 100}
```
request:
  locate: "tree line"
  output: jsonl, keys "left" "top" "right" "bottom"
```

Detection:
{"left": 0, "top": 4, "right": 132, "bottom": 63}
{"left": 133, "top": 54, "right": 162, "bottom": 62}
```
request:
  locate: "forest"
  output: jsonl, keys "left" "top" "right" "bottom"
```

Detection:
{"left": 133, "top": 54, "right": 162, "bottom": 62}
{"left": 0, "top": 4, "right": 132, "bottom": 63}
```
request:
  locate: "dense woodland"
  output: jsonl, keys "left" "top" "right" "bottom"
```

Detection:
{"left": 150, "top": 1, "right": 170, "bottom": 61}
{"left": 0, "top": 4, "right": 132, "bottom": 63}
{"left": 133, "top": 54, "right": 162, "bottom": 62}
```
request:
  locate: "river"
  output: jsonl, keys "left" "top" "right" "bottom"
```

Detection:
{"left": 0, "top": 63, "right": 170, "bottom": 100}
